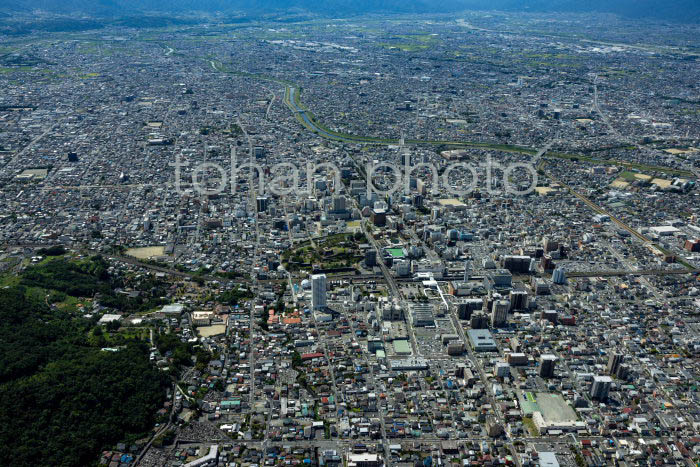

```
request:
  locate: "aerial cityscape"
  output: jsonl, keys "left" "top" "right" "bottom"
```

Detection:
{"left": 0, "top": 2, "right": 699, "bottom": 466}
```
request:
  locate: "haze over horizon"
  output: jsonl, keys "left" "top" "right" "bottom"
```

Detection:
{"left": 4, "top": 0, "right": 700, "bottom": 23}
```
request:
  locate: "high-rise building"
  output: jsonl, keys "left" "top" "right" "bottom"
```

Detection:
{"left": 552, "top": 267, "right": 566, "bottom": 285}
{"left": 456, "top": 302, "right": 470, "bottom": 320}
{"left": 539, "top": 354, "right": 557, "bottom": 378}
{"left": 331, "top": 195, "right": 346, "bottom": 213}
{"left": 364, "top": 249, "right": 377, "bottom": 267}
{"left": 616, "top": 363, "right": 630, "bottom": 381}
{"left": 502, "top": 255, "right": 531, "bottom": 273}
{"left": 371, "top": 208, "right": 386, "bottom": 226}
{"left": 382, "top": 302, "right": 403, "bottom": 321}
{"left": 470, "top": 312, "right": 488, "bottom": 329}
{"left": 607, "top": 353, "right": 624, "bottom": 376}
{"left": 684, "top": 239, "right": 700, "bottom": 252}
{"left": 509, "top": 290, "right": 528, "bottom": 311}
{"left": 447, "top": 343, "right": 464, "bottom": 356}
{"left": 532, "top": 277, "right": 551, "bottom": 295}
{"left": 543, "top": 236, "right": 559, "bottom": 253}
{"left": 311, "top": 274, "right": 327, "bottom": 310}
{"left": 591, "top": 375, "right": 612, "bottom": 400}
{"left": 457, "top": 299, "right": 482, "bottom": 320}
{"left": 495, "top": 362, "right": 510, "bottom": 378}
{"left": 541, "top": 309, "right": 558, "bottom": 324}
{"left": 540, "top": 254, "right": 553, "bottom": 272}
{"left": 491, "top": 300, "right": 510, "bottom": 328}
{"left": 256, "top": 197, "right": 268, "bottom": 213}
{"left": 394, "top": 259, "right": 411, "bottom": 277}
{"left": 484, "top": 269, "right": 513, "bottom": 291}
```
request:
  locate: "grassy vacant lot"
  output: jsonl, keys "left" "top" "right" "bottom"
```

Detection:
{"left": 377, "top": 33, "right": 440, "bottom": 52}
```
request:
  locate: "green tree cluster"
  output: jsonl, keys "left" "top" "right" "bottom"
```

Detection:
{"left": 0, "top": 256, "right": 170, "bottom": 466}
{"left": 0, "top": 286, "right": 168, "bottom": 467}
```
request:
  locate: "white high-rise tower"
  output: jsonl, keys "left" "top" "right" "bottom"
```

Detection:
{"left": 311, "top": 274, "right": 327, "bottom": 310}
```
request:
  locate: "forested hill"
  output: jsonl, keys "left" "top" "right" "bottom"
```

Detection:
{"left": 0, "top": 255, "right": 169, "bottom": 467}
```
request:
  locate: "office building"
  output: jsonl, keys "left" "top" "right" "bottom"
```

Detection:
{"left": 470, "top": 312, "right": 488, "bottom": 329}
{"left": 495, "top": 361, "right": 510, "bottom": 378}
{"left": 502, "top": 255, "right": 531, "bottom": 273}
{"left": 394, "top": 259, "right": 410, "bottom": 277}
{"left": 457, "top": 299, "right": 482, "bottom": 320}
{"left": 347, "top": 453, "right": 380, "bottom": 467}
{"left": 327, "top": 195, "right": 350, "bottom": 220}
{"left": 541, "top": 309, "right": 558, "bottom": 324}
{"left": 447, "top": 343, "right": 464, "bottom": 356}
{"left": 684, "top": 239, "right": 700, "bottom": 252}
{"left": 509, "top": 290, "right": 528, "bottom": 310}
{"left": 448, "top": 281, "right": 471, "bottom": 296}
{"left": 543, "top": 236, "right": 559, "bottom": 253}
{"left": 371, "top": 208, "right": 386, "bottom": 226}
{"left": 532, "top": 277, "right": 551, "bottom": 295}
{"left": 484, "top": 269, "right": 512, "bottom": 291}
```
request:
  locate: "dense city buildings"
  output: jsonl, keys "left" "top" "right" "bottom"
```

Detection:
{"left": 0, "top": 5, "right": 699, "bottom": 467}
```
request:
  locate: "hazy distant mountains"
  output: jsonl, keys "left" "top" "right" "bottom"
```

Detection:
{"left": 5, "top": 0, "right": 700, "bottom": 23}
